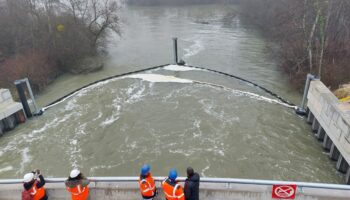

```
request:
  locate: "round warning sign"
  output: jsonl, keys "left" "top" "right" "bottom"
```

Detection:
{"left": 272, "top": 185, "right": 297, "bottom": 199}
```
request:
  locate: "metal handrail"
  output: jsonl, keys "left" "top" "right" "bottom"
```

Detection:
{"left": 1, "top": 177, "right": 350, "bottom": 190}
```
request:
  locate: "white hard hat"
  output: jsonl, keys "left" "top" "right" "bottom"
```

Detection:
{"left": 23, "top": 173, "right": 34, "bottom": 183}
{"left": 70, "top": 169, "right": 80, "bottom": 178}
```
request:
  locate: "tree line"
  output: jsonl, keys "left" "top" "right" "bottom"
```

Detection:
{"left": 127, "top": 0, "right": 237, "bottom": 6}
{"left": 0, "top": 0, "right": 119, "bottom": 93}
{"left": 238, "top": 0, "right": 350, "bottom": 89}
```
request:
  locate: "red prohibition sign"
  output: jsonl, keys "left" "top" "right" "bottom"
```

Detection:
{"left": 272, "top": 185, "right": 297, "bottom": 199}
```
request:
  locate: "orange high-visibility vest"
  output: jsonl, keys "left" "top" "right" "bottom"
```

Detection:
{"left": 162, "top": 179, "right": 185, "bottom": 200}
{"left": 29, "top": 181, "right": 46, "bottom": 200}
{"left": 66, "top": 184, "right": 89, "bottom": 200}
{"left": 139, "top": 173, "right": 156, "bottom": 197}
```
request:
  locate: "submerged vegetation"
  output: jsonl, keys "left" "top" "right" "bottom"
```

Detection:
{"left": 0, "top": 0, "right": 119, "bottom": 93}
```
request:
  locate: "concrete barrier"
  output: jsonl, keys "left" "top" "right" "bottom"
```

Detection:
{"left": 0, "top": 88, "right": 25, "bottom": 135}
{"left": 1, "top": 177, "right": 350, "bottom": 200}
{"left": 307, "top": 80, "right": 350, "bottom": 183}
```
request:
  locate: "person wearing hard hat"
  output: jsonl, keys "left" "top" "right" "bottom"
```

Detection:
{"left": 161, "top": 169, "right": 185, "bottom": 200}
{"left": 65, "top": 169, "right": 90, "bottom": 200}
{"left": 22, "top": 169, "right": 47, "bottom": 200}
{"left": 138, "top": 164, "right": 157, "bottom": 200}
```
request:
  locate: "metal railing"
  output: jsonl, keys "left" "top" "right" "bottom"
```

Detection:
{"left": 1, "top": 177, "right": 350, "bottom": 191}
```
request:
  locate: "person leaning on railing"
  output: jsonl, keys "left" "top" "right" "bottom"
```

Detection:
{"left": 65, "top": 169, "right": 90, "bottom": 200}
{"left": 22, "top": 169, "right": 47, "bottom": 200}
{"left": 138, "top": 164, "right": 157, "bottom": 200}
{"left": 162, "top": 169, "right": 185, "bottom": 200}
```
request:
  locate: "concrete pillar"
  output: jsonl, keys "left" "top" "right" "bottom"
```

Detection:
{"left": 4, "top": 115, "right": 16, "bottom": 131}
{"left": 311, "top": 118, "right": 319, "bottom": 133}
{"left": 307, "top": 111, "right": 314, "bottom": 124}
{"left": 316, "top": 126, "right": 326, "bottom": 141}
{"left": 15, "top": 80, "right": 32, "bottom": 118}
{"left": 323, "top": 134, "right": 332, "bottom": 151}
{"left": 329, "top": 143, "right": 340, "bottom": 161}
{"left": 0, "top": 120, "right": 4, "bottom": 136}
{"left": 336, "top": 155, "right": 349, "bottom": 173}
{"left": 15, "top": 110, "right": 26, "bottom": 124}
{"left": 346, "top": 168, "right": 350, "bottom": 185}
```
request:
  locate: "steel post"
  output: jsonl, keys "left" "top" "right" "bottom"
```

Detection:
{"left": 296, "top": 74, "right": 316, "bottom": 115}
{"left": 173, "top": 37, "right": 178, "bottom": 64}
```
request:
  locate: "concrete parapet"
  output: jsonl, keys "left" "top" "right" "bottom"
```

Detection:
{"left": 1, "top": 179, "right": 350, "bottom": 200}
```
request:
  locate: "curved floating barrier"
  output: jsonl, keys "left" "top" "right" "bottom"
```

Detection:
{"left": 41, "top": 64, "right": 296, "bottom": 112}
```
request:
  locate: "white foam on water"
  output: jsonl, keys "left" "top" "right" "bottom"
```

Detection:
{"left": 92, "top": 112, "right": 103, "bottom": 121}
{"left": 90, "top": 162, "right": 125, "bottom": 174}
{"left": 125, "top": 83, "right": 147, "bottom": 104}
{"left": 100, "top": 104, "right": 121, "bottom": 127}
{"left": 42, "top": 77, "right": 124, "bottom": 111}
{"left": 43, "top": 73, "right": 193, "bottom": 110}
{"left": 24, "top": 114, "right": 74, "bottom": 143}
{"left": 67, "top": 123, "right": 87, "bottom": 168}
{"left": 201, "top": 165, "right": 210, "bottom": 177}
{"left": 100, "top": 115, "right": 120, "bottom": 127}
{"left": 125, "top": 74, "right": 193, "bottom": 83}
{"left": 163, "top": 65, "right": 203, "bottom": 72}
{"left": 169, "top": 149, "right": 192, "bottom": 157}
{"left": 65, "top": 98, "right": 78, "bottom": 111}
{"left": 192, "top": 119, "right": 202, "bottom": 138}
{"left": 0, "top": 166, "right": 13, "bottom": 173}
{"left": 237, "top": 156, "right": 248, "bottom": 161}
{"left": 183, "top": 39, "right": 205, "bottom": 59}
{"left": 20, "top": 148, "right": 31, "bottom": 173}
{"left": 195, "top": 81, "right": 297, "bottom": 109}
{"left": 70, "top": 139, "right": 78, "bottom": 145}
{"left": 198, "top": 99, "right": 234, "bottom": 124}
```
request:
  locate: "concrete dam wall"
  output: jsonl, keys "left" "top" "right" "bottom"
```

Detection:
{"left": 306, "top": 80, "right": 350, "bottom": 183}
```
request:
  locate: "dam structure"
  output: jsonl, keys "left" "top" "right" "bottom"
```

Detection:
{"left": 0, "top": 88, "right": 25, "bottom": 136}
{"left": 305, "top": 79, "right": 350, "bottom": 184}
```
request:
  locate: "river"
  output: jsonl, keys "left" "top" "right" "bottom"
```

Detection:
{"left": 0, "top": 4, "right": 343, "bottom": 183}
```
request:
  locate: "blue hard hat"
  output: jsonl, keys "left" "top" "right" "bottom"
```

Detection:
{"left": 168, "top": 169, "right": 178, "bottom": 180}
{"left": 141, "top": 164, "right": 151, "bottom": 175}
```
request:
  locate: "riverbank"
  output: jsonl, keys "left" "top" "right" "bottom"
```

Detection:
{"left": 237, "top": 0, "right": 350, "bottom": 91}
{"left": 0, "top": 0, "right": 119, "bottom": 98}
{"left": 0, "top": 55, "right": 104, "bottom": 101}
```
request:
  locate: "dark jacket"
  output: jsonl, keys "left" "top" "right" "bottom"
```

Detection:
{"left": 184, "top": 173, "right": 200, "bottom": 200}
{"left": 23, "top": 175, "right": 48, "bottom": 200}
{"left": 65, "top": 177, "right": 90, "bottom": 188}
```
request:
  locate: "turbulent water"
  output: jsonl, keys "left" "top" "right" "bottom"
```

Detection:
{"left": 0, "top": 4, "right": 343, "bottom": 183}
